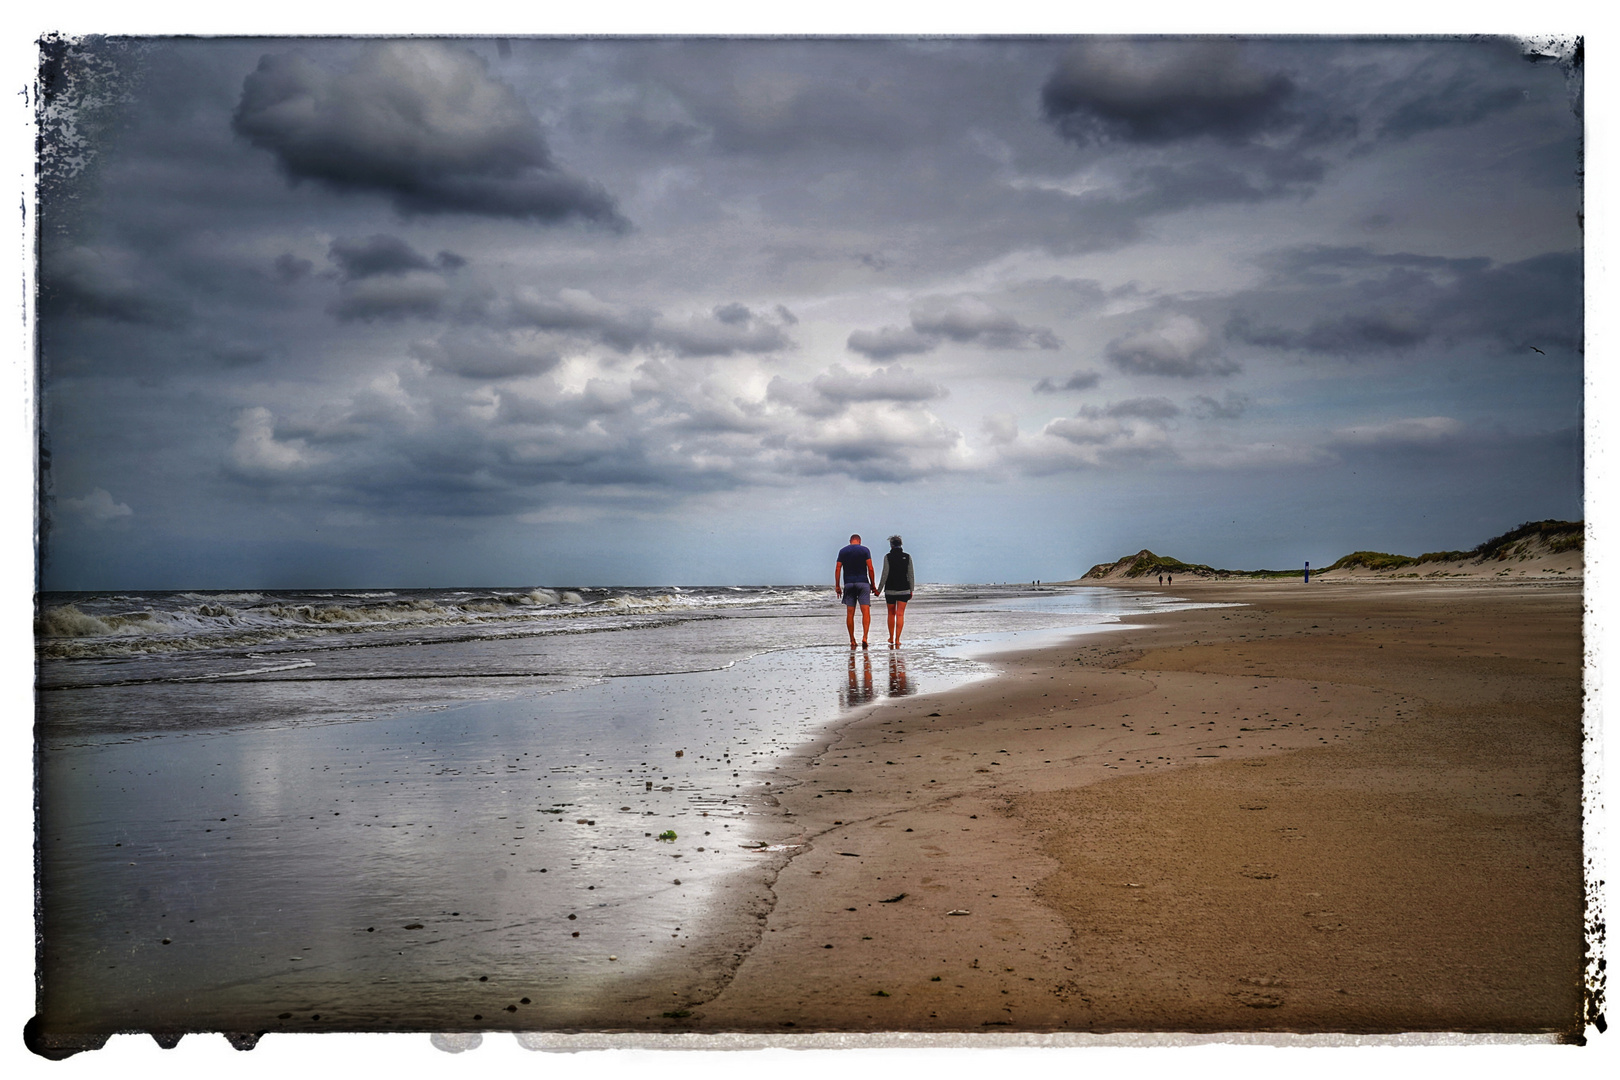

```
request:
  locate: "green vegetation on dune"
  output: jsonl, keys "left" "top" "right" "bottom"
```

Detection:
{"left": 1325, "top": 551, "right": 1418, "bottom": 572}
{"left": 1082, "top": 549, "right": 1225, "bottom": 579}
{"left": 1082, "top": 520, "right": 1582, "bottom": 580}
{"left": 1475, "top": 519, "right": 1584, "bottom": 559}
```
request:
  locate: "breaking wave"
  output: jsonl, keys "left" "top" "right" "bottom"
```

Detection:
{"left": 35, "top": 585, "right": 830, "bottom": 659}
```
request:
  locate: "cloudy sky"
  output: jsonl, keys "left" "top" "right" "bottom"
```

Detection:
{"left": 35, "top": 35, "right": 1583, "bottom": 589}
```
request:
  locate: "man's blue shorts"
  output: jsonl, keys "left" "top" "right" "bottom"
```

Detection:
{"left": 842, "top": 582, "right": 872, "bottom": 607}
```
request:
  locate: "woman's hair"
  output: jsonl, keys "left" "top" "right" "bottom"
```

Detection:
{"left": 889, "top": 535, "right": 903, "bottom": 548}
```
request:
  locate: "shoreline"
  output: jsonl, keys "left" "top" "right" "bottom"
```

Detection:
{"left": 610, "top": 579, "right": 1585, "bottom": 1036}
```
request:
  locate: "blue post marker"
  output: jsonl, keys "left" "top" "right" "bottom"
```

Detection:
{"left": 1304, "top": 560, "right": 1310, "bottom": 583}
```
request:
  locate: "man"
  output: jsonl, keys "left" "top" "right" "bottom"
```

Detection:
{"left": 834, "top": 533, "right": 876, "bottom": 649}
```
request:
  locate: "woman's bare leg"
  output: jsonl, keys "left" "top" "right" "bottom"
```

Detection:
{"left": 893, "top": 600, "right": 907, "bottom": 646}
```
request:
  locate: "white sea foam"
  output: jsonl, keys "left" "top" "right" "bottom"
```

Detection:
{"left": 178, "top": 659, "right": 319, "bottom": 681}
{"left": 36, "top": 605, "right": 121, "bottom": 638}
{"left": 36, "top": 584, "right": 839, "bottom": 660}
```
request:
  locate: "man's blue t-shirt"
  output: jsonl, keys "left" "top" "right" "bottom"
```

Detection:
{"left": 838, "top": 543, "right": 872, "bottom": 584}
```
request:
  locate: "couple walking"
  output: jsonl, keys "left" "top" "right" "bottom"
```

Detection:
{"left": 834, "top": 533, "right": 915, "bottom": 649}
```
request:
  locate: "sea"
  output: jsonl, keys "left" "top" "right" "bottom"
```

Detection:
{"left": 34, "top": 582, "right": 1210, "bottom": 1033}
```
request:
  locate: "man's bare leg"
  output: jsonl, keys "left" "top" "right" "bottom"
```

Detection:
{"left": 860, "top": 603, "right": 871, "bottom": 647}
{"left": 845, "top": 605, "right": 857, "bottom": 647}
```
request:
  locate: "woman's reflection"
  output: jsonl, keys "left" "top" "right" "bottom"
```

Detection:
{"left": 886, "top": 651, "right": 913, "bottom": 697}
{"left": 840, "top": 650, "right": 877, "bottom": 707}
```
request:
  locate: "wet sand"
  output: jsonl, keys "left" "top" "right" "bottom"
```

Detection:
{"left": 654, "top": 580, "right": 1586, "bottom": 1036}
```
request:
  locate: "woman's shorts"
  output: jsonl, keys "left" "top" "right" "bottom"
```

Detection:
{"left": 842, "top": 583, "right": 872, "bottom": 607}
{"left": 884, "top": 592, "right": 912, "bottom": 604}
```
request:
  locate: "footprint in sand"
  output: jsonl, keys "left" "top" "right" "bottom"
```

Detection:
{"left": 1305, "top": 910, "right": 1347, "bottom": 932}
{"left": 1234, "top": 991, "right": 1284, "bottom": 1008}
{"left": 1239, "top": 866, "right": 1277, "bottom": 879}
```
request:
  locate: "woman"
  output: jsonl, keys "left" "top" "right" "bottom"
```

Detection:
{"left": 875, "top": 534, "right": 915, "bottom": 647}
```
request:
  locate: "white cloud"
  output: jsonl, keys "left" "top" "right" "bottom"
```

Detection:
{"left": 62, "top": 487, "right": 133, "bottom": 522}
{"left": 1331, "top": 416, "right": 1462, "bottom": 445}
{"left": 230, "top": 407, "right": 326, "bottom": 473}
{"left": 1105, "top": 314, "right": 1238, "bottom": 378}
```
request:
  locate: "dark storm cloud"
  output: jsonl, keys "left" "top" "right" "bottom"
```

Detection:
{"left": 329, "top": 271, "right": 451, "bottom": 322}
{"left": 1431, "top": 252, "right": 1583, "bottom": 353}
{"left": 273, "top": 253, "right": 314, "bottom": 284}
{"left": 323, "top": 237, "right": 470, "bottom": 322}
{"left": 495, "top": 380, "right": 637, "bottom": 428}
{"left": 846, "top": 326, "right": 936, "bottom": 361}
{"left": 1105, "top": 315, "right": 1239, "bottom": 378}
{"left": 232, "top": 42, "right": 625, "bottom": 227}
{"left": 1225, "top": 310, "right": 1429, "bottom": 355}
{"left": 1381, "top": 82, "right": 1527, "bottom": 140}
{"left": 508, "top": 289, "right": 656, "bottom": 352}
{"left": 910, "top": 296, "right": 1062, "bottom": 350}
{"left": 328, "top": 234, "right": 440, "bottom": 279}
{"left": 1033, "top": 370, "right": 1102, "bottom": 394}
{"left": 1083, "top": 397, "right": 1180, "bottom": 421}
{"left": 1041, "top": 39, "right": 1298, "bottom": 147}
{"left": 411, "top": 330, "right": 562, "bottom": 381}
{"left": 654, "top": 310, "right": 793, "bottom": 358}
{"left": 1225, "top": 247, "right": 1582, "bottom": 356}
{"left": 1034, "top": 413, "right": 1173, "bottom": 461}
{"left": 41, "top": 245, "right": 186, "bottom": 328}
{"left": 1251, "top": 245, "right": 1489, "bottom": 283}
{"left": 1373, "top": 39, "right": 1544, "bottom": 141}
{"left": 1117, "top": 152, "right": 1326, "bottom": 212}
{"left": 1191, "top": 392, "right": 1249, "bottom": 420}
{"left": 212, "top": 344, "right": 269, "bottom": 368}
{"left": 848, "top": 297, "right": 1060, "bottom": 360}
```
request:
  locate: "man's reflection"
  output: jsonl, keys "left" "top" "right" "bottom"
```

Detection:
{"left": 840, "top": 650, "right": 877, "bottom": 708}
{"left": 886, "top": 651, "right": 913, "bottom": 697}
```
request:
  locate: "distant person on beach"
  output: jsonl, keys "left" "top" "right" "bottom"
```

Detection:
{"left": 1157, "top": 573, "right": 1163, "bottom": 585}
{"left": 834, "top": 533, "right": 875, "bottom": 648}
{"left": 876, "top": 534, "right": 915, "bottom": 647}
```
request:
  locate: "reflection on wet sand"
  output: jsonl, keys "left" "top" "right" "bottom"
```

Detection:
{"left": 887, "top": 651, "right": 912, "bottom": 697}
{"left": 840, "top": 651, "right": 876, "bottom": 708}
{"left": 839, "top": 650, "right": 913, "bottom": 707}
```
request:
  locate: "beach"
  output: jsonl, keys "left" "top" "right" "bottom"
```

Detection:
{"left": 34, "top": 583, "right": 1207, "bottom": 1039}
{"left": 670, "top": 579, "right": 1586, "bottom": 1037}
{"left": 32, "top": 578, "right": 1587, "bottom": 1044}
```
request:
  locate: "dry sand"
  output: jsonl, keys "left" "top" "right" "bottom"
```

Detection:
{"left": 647, "top": 580, "right": 1586, "bottom": 1037}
